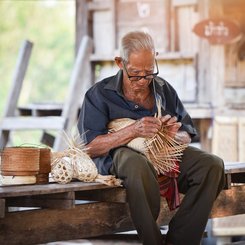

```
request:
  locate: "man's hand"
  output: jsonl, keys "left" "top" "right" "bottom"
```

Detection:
{"left": 133, "top": 116, "right": 162, "bottom": 138}
{"left": 160, "top": 115, "right": 181, "bottom": 138}
{"left": 133, "top": 115, "right": 181, "bottom": 139}
{"left": 133, "top": 115, "right": 191, "bottom": 144}
{"left": 160, "top": 115, "right": 191, "bottom": 144}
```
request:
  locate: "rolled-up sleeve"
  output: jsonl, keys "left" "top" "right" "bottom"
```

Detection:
{"left": 77, "top": 89, "right": 108, "bottom": 144}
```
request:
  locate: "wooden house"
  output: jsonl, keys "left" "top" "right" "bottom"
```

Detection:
{"left": 75, "top": 0, "right": 245, "bottom": 161}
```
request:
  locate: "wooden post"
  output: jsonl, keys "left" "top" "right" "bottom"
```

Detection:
{"left": 0, "top": 199, "right": 5, "bottom": 218}
{"left": 75, "top": 0, "right": 91, "bottom": 55}
{"left": 0, "top": 40, "right": 33, "bottom": 148}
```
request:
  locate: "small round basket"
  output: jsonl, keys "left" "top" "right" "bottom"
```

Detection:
{"left": 0, "top": 147, "right": 40, "bottom": 176}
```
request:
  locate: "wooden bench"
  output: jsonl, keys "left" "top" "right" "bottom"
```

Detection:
{"left": 0, "top": 162, "right": 245, "bottom": 245}
{"left": 0, "top": 182, "right": 161, "bottom": 245}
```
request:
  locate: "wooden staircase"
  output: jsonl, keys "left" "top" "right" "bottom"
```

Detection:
{"left": 0, "top": 36, "right": 93, "bottom": 151}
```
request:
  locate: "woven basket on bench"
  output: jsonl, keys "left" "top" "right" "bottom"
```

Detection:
{"left": 1, "top": 147, "right": 40, "bottom": 176}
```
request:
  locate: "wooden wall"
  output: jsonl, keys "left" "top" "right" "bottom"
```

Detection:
{"left": 223, "top": 0, "right": 245, "bottom": 107}
{"left": 80, "top": 0, "right": 200, "bottom": 103}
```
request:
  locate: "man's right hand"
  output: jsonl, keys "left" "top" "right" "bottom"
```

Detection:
{"left": 133, "top": 116, "right": 162, "bottom": 138}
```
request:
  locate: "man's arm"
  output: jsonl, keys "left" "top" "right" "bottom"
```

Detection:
{"left": 175, "top": 131, "right": 192, "bottom": 144}
{"left": 86, "top": 116, "right": 163, "bottom": 158}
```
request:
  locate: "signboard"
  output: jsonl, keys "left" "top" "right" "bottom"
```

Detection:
{"left": 193, "top": 18, "right": 241, "bottom": 44}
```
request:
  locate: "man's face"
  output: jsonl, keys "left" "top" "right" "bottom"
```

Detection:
{"left": 122, "top": 50, "right": 156, "bottom": 93}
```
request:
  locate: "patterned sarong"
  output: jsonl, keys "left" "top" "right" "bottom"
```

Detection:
{"left": 158, "top": 167, "right": 180, "bottom": 211}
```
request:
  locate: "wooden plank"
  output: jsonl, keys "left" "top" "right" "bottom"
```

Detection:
{"left": 0, "top": 116, "right": 65, "bottom": 130}
{"left": 92, "top": 1, "right": 115, "bottom": 55}
{"left": 173, "top": 0, "right": 197, "bottom": 6}
{"left": 0, "top": 198, "right": 172, "bottom": 245}
{"left": 177, "top": 5, "right": 199, "bottom": 54}
{"left": 186, "top": 107, "right": 212, "bottom": 119}
{"left": 0, "top": 182, "right": 115, "bottom": 198}
{"left": 224, "top": 162, "right": 245, "bottom": 174}
{"left": 116, "top": 0, "right": 170, "bottom": 52}
{"left": 212, "top": 117, "right": 239, "bottom": 161}
{"left": 18, "top": 103, "right": 63, "bottom": 117}
{"left": 6, "top": 191, "right": 75, "bottom": 210}
{"left": 158, "top": 61, "right": 196, "bottom": 102}
{"left": 212, "top": 214, "right": 245, "bottom": 237}
{"left": 88, "top": 0, "right": 111, "bottom": 11}
{"left": 90, "top": 51, "right": 195, "bottom": 61}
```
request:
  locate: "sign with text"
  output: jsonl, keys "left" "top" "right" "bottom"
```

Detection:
{"left": 193, "top": 18, "right": 241, "bottom": 44}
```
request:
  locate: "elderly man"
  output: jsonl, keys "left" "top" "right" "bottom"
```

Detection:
{"left": 77, "top": 31, "right": 225, "bottom": 245}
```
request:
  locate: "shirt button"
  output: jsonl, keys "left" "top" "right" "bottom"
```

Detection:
{"left": 135, "top": 105, "right": 139, "bottom": 109}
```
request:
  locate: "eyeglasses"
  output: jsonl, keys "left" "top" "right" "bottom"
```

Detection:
{"left": 122, "top": 59, "right": 159, "bottom": 82}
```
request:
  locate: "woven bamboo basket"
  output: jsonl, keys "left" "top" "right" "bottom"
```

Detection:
{"left": 108, "top": 118, "right": 187, "bottom": 174}
{"left": 0, "top": 147, "right": 40, "bottom": 176}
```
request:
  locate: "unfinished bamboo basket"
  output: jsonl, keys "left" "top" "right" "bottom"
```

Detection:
{"left": 108, "top": 118, "right": 187, "bottom": 175}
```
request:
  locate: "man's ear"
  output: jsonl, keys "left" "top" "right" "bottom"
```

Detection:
{"left": 115, "top": 57, "right": 123, "bottom": 69}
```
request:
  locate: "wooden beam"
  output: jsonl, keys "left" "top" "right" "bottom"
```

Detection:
{"left": 0, "top": 199, "right": 5, "bottom": 218}
{"left": 88, "top": 1, "right": 111, "bottom": 11}
{"left": 172, "top": 0, "right": 197, "bottom": 6}
{"left": 0, "top": 117, "right": 65, "bottom": 130}
{"left": 0, "top": 199, "right": 172, "bottom": 245}
{"left": 0, "top": 182, "right": 114, "bottom": 198}
{"left": 6, "top": 192, "right": 75, "bottom": 210}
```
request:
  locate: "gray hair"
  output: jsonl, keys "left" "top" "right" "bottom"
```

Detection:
{"left": 120, "top": 31, "right": 155, "bottom": 62}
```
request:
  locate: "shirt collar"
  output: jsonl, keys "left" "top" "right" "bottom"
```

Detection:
{"left": 104, "top": 70, "right": 124, "bottom": 96}
{"left": 104, "top": 70, "right": 166, "bottom": 94}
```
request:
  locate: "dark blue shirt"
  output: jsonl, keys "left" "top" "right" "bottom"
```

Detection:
{"left": 77, "top": 70, "right": 197, "bottom": 174}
